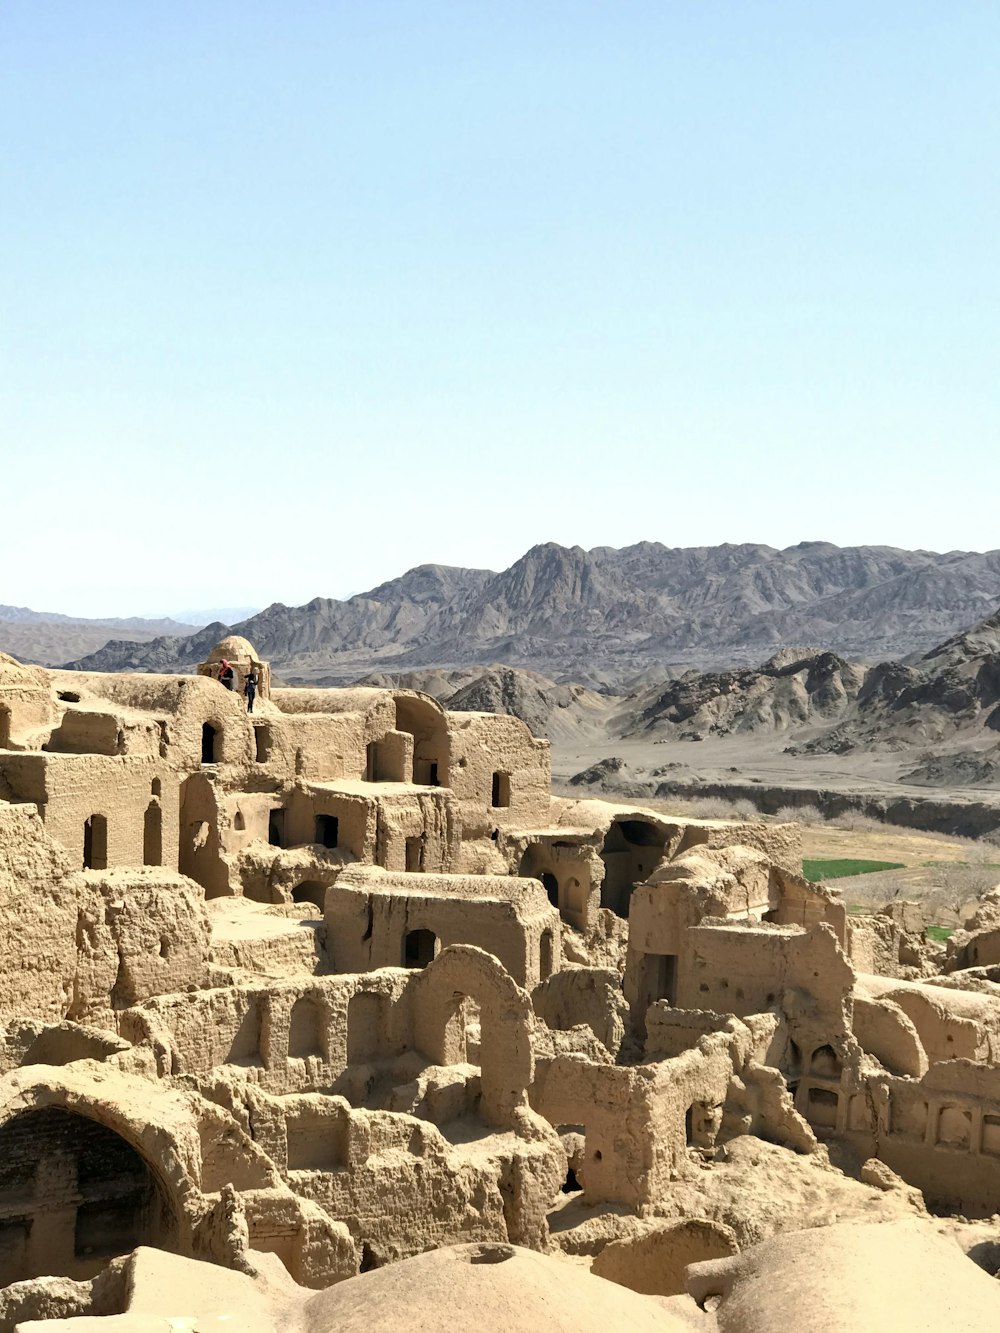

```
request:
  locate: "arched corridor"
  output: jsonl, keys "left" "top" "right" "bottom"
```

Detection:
{"left": 0, "top": 1107, "right": 175, "bottom": 1284}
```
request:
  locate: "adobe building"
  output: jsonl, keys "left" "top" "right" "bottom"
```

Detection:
{"left": 0, "top": 636, "right": 999, "bottom": 1328}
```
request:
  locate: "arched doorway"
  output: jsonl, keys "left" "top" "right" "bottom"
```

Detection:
{"left": 413, "top": 946, "right": 534, "bottom": 1126}
{"left": 394, "top": 695, "right": 449, "bottom": 787}
{"left": 0, "top": 1107, "right": 175, "bottom": 1284}
{"left": 540, "top": 872, "right": 559, "bottom": 909}
{"left": 201, "top": 723, "right": 220, "bottom": 765}
{"left": 403, "top": 929, "right": 437, "bottom": 968}
{"left": 291, "top": 881, "right": 327, "bottom": 910}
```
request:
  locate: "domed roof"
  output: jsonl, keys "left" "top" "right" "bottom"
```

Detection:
{"left": 302, "top": 1243, "right": 691, "bottom": 1332}
{"left": 205, "top": 636, "right": 260, "bottom": 663}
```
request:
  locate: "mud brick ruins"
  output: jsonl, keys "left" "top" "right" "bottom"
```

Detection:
{"left": 1, "top": 636, "right": 1000, "bottom": 1330}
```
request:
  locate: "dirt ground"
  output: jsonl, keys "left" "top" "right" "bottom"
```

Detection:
{"left": 550, "top": 730, "right": 1000, "bottom": 799}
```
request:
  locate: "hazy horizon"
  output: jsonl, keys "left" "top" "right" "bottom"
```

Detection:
{"left": 5, "top": 535, "right": 1000, "bottom": 625}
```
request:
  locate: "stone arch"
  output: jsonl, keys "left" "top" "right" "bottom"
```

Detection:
{"left": 412, "top": 945, "right": 534, "bottom": 1125}
{"left": 394, "top": 693, "right": 449, "bottom": 787}
{"left": 518, "top": 845, "right": 560, "bottom": 907}
{"left": 0, "top": 1106, "right": 180, "bottom": 1284}
{"left": 291, "top": 881, "right": 327, "bottom": 910}
{"left": 810, "top": 1043, "right": 842, "bottom": 1078}
{"left": 0, "top": 1075, "right": 207, "bottom": 1279}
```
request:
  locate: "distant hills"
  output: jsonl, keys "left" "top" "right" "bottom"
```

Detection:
{"left": 375, "top": 605, "right": 1000, "bottom": 779}
{"left": 0, "top": 606, "right": 198, "bottom": 667}
{"left": 56, "top": 540, "right": 1000, "bottom": 684}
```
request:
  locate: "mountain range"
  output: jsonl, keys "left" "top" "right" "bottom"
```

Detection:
{"left": 0, "top": 607, "right": 198, "bottom": 668}
{"left": 56, "top": 540, "right": 1000, "bottom": 684}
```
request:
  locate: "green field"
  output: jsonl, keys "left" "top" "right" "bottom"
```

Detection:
{"left": 803, "top": 858, "right": 905, "bottom": 882}
{"left": 926, "top": 924, "right": 955, "bottom": 942}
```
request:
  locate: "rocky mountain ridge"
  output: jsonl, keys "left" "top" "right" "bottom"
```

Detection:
{"left": 59, "top": 540, "right": 1000, "bottom": 683}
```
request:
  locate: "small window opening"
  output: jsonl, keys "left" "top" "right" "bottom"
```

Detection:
{"left": 58, "top": 691, "right": 81, "bottom": 703}
{"left": 315, "top": 814, "right": 339, "bottom": 848}
{"left": 150, "top": 777, "right": 161, "bottom": 797}
{"left": 233, "top": 809, "right": 246, "bottom": 831}
{"left": 83, "top": 814, "right": 108, "bottom": 871}
{"left": 491, "top": 771, "right": 511, "bottom": 808}
{"left": 365, "top": 740, "right": 377, "bottom": 781}
{"left": 254, "top": 725, "right": 272, "bottom": 763}
{"left": 142, "top": 802, "right": 162, "bottom": 866}
{"left": 403, "top": 929, "right": 437, "bottom": 968}
{"left": 540, "top": 929, "right": 554, "bottom": 980}
{"left": 201, "top": 722, "right": 219, "bottom": 765}
{"left": 268, "top": 809, "right": 285, "bottom": 847}
{"left": 405, "top": 835, "right": 423, "bottom": 872}
{"left": 540, "top": 872, "right": 559, "bottom": 908}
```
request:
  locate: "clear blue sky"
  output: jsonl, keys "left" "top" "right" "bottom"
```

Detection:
{"left": 2, "top": 3, "right": 997, "bottom": 618}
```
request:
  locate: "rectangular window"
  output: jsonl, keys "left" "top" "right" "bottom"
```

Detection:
{"left": 315, "top": 814, "right": 339, "bottom": 849}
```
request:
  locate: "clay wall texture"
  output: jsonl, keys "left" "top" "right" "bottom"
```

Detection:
{"left": 4, "top": 635, "right": 1000, "bottom": 1308}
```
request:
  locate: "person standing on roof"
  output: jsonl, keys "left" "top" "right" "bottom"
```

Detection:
{"left": 244, "top": 667, "right": 259, "bottom": 713}
{"left": 217, "top": 659, "right": 235, "bottom": 690}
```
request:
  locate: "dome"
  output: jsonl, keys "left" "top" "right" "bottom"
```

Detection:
{"left": 302, "top": 1243, "right": 691, "bottom": 1332}
{"left": 205, "top": 636, "right": 260, "bottom": 663}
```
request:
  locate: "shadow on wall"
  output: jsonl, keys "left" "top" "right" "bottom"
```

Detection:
{"left": 0, "top": 1107, "right": 177, "bottom": 1285}
{"left": 600, "top": 819, "right": 668, "bottom": 917}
